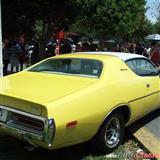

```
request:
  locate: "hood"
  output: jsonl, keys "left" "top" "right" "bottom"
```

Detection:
{"left": 0, "top": 71, "right": 98, "bottom": 104}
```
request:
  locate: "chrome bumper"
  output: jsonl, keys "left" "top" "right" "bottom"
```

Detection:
{"left": 0, "top": 105, "right": 55, "bottom": 148}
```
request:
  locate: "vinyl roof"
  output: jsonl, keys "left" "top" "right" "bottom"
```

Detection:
{"left": 78, "top": 52, "right": 145, "bottom": 61}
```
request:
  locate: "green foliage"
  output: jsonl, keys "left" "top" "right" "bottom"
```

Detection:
{"left": 2, "top": 0, "right": 79, "bottom": 40}
{"left": 154, "top": 17, "right": 160, "bottom": 33}
{"left": 33, "top": 20, "right": 43, "bottom": 37}
{"left": 2, "top": 0, "right": 150, "bottom": 42}
{"left": 71, "top": 0, "right": 148, "bottom": 41}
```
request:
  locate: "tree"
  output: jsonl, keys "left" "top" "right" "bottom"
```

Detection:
{"left": 2, "top": 0, "right": 36, "bottom": 39}
{"left": 2, "top": 0, "right": 79, "bottom": 40}
{"left": 2, "top": 0, "right": 149, "bottom": 43}
{"left": 71, "top": 0, "right": 148, "bottom": 41}
{"left": 153, "top": 0, "right": 160, "bottom": 34}
{"left": 154, "top": 17, "right": 160, "bottom": 33}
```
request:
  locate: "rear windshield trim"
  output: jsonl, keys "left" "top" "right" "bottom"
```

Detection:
{"left": 28, "top": 58, "right": 103, "bottom": 78}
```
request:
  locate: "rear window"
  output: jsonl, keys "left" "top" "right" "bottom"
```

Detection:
{"left": 28, "top": 58, "right": 102, "bottom": 78}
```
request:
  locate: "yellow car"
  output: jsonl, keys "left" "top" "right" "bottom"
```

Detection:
{"left": 0, "top": 52, "right": 160, "bottom": 153}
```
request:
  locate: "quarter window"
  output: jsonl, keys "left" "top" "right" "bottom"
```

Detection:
{"left": 126, "top": 59, "right": 159, "bottom": 76}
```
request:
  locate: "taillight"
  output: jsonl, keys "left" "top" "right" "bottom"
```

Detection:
{"left": 11, "top": 113, "right": 44, "bottom": 131}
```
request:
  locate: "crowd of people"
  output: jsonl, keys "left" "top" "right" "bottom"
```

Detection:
{"left": 42, "top": 39, "right": 160, "bottom": 67}
{"left": 2, "top": 37, "right": 40, "bottom": 75}
{"left": 116, "top": 42, "right": 160, "bottom": 67}
{"left": 2, "top": 36, "right": 160, "bottom": 76}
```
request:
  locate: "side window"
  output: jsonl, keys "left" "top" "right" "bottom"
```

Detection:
{"left": 126, "top": 59, "right": 159, "bottom": 76}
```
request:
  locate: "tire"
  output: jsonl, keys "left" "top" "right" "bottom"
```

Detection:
{"left": 91, "top": 111, "right": 125, "bottom": 154}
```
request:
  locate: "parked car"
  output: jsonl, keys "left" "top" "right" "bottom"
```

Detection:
{"left": 0, "top": 52, "right": 159, "bottom": 153}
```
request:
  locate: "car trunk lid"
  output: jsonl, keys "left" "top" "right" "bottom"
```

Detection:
{"left": 0, "top": 72, "right": 98, "bottom": 115}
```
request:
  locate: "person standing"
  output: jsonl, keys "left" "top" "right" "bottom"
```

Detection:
{"left": 2, "top": 41, "right": 10, "bottom": 76}
{"left": 60, "top": 40, "right": 72, "bottom": 54}
{"left": 135, "top": 43, "right": 144, "bottom": 55}
{"left": 150, "top": 43, "right": 160, "bottom": 67}
{"left": 8, "top": 41, "right": 21, "bottom": 73}
{"left": 17, "top": 42, "right": 26, "bottom": 71}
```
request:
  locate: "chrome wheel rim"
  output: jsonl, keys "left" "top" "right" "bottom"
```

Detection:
{"left": 105, "top": 117, "right": 120, "bottom": 148}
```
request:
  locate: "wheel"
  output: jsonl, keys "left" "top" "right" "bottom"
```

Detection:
{"left": 92, "top": 111, "right": 125, "bottom": 154}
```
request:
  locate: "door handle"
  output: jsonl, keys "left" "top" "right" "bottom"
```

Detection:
{"left": 146, "top": 83, "right": 150, "bottom": 88}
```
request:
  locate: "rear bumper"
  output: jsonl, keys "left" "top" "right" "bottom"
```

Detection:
{"left": 0, "top": 105, "right": 55, "bottom": 149}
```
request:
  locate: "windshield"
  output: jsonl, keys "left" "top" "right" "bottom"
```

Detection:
{"left": 28, "top": 58, "right": 102, "bottom": 78}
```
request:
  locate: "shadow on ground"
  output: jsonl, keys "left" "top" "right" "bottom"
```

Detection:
{"left": 0, "top": 109, "right": 159, "bottom": 160}
{"left": 127, "top": 109, "right": 160, "bottom": 134}
{"left": 0, "top": 137, "right": 98, "bottom": 160}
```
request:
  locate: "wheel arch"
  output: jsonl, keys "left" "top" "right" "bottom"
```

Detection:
{"left": 96, "top": 104, "right": 131, "bottom": 135}
{"left": 108, "top": 105, "right": 131, "bottom": 124}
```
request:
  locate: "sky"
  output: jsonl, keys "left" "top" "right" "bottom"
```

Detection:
{"left": 145, "top": 0, "right": 160, "bottom": 23}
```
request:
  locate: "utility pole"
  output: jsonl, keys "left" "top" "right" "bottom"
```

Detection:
{"left": 0, "top": 0, "right": 2, "bottom": 77}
